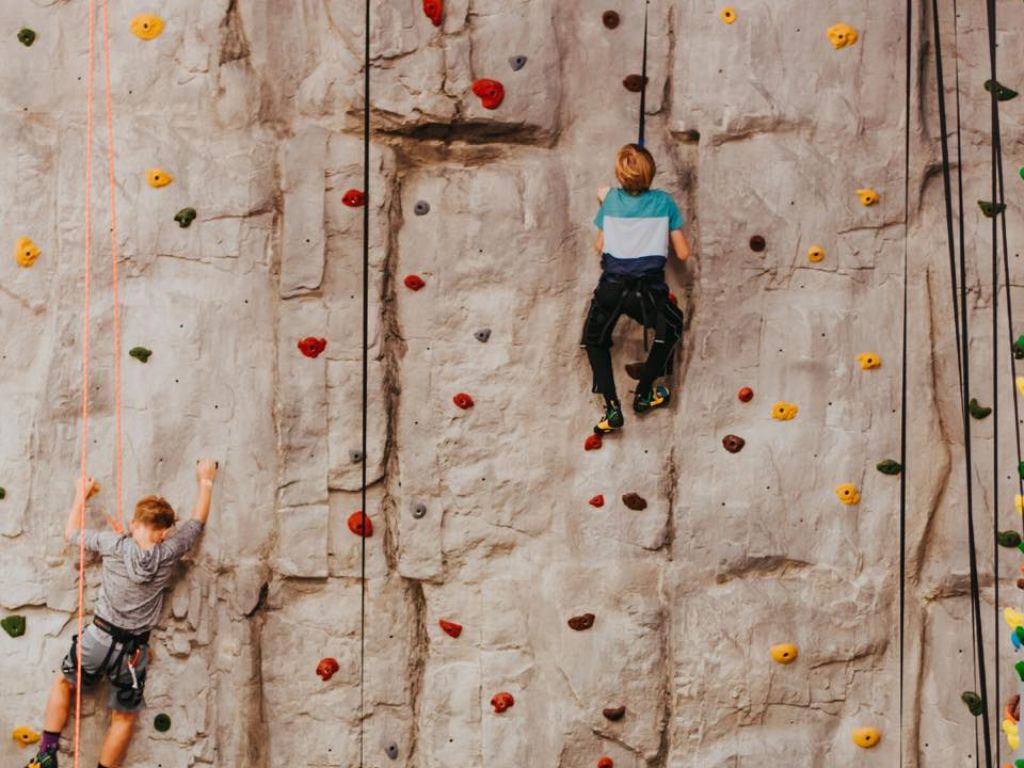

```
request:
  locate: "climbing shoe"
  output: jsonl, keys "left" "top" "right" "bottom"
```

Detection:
{"left": 594, "top": 404, "right": 624, "bottom": 435}
{"left": 26, "top": 748, "right": 58, "bottom": 768}
{"left": 633, "top": 385, "right": 670, "bottom": 414}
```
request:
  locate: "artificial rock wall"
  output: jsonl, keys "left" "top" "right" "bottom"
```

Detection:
{"left": 1, "top": 0, "right": 1024, "bottom": 766}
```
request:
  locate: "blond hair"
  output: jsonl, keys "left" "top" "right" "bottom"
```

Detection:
{"left": 134, "top": 495, "right": 176, "bottom": 530}
{"left": 615, "top": 144, "right": 656, "bottom": 194}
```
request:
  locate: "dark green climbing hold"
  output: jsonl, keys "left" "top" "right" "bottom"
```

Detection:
{"left": 961, "top": 691, "right": 983, "bottom": 716}
{"left": 1015, "top": 335, "right": 1024, "bottom": 359}
{"left": 1, "top": 615, "right": 26, "bottom": 638}
{"left": 998, "top": 530, "right": 1022, "bottom": 548}
{"left": 129, "top": 346, "right": 152, "bottom": 363}
{"left": 1017, "top": 626, "right": 1024, "bottom": 643}
{"left": 17, "top": 28, "right": 36, "bottom": 47}
{"left": 1016, "top": 659, "right": 1024, "bottom": 682}
{"left": 984, "top": 79, "right": 1018, "bottom": 101}
{"left": 174, "top": 207, "right": 197, "bottom": 228}
{"left": 968, "top": 398, "right": 991, "bottom": 419}
{"left": 0, "top": 487, "right": 5, "bottom": 500}
{"left": 153, "top": 713, "right": 171, "bottom": 732}
{"left": 1019, "top": 460, "right": 1024, "bottom": 479}
{"left": 978, "top": 200, "right": 1006, "bottom": 218}
{"left": 876, "top": 459, "right": 902, "bottom": 475}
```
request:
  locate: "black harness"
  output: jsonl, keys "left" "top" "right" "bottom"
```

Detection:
{"left": 66, "top": 616, "right": 150, "bottom": 706}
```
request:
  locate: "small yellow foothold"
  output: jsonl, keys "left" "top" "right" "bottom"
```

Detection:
{"left": 1016, "top": 376, "right": 1024, "bottom": 396}
{"left": 13, "top": 236, "right": 40, "bottom": 268}
{"left": 12, "top": 726, "right": 40, "bottom": 747}
{"left": 769, "top": 643, "right": 798, "bottom": 664}
{"left": 1005, "top": 606, "right": 1024, "bottom": 630}
{"left": 857, "top": 352, "right": 881, "bottom": 370}
{"left": 146, "top": 168, "right": 173, "bottom": 188}
{"left": 1005, "top": 718, "right": 1021, "bottom": 751}
{"left": 720, "top": 7, "right": 737, "bottom": 24}
{"left": 131, "top": 14, "right": 164, "bottom": 40}
{"left": 807, "top": 245, "right": 825, "bottom": 263}
{"left": 1015, "top": 494, "right": 1024, "bottom": 514}
{"left": 827, "top": 23, "right": 859, "bottom": 49}
{"left": 851, "top": 727, "right": 881, "bottom": 748}
{"left": 771, "top": 401, "right": 799, "bottom": 421}
{"left": 856, "top": 188, "right": 879, "bottom": 206}
{"left": 835, "top": 483, "right": 860, "bottom": 505}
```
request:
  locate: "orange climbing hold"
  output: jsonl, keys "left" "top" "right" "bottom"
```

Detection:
{"left": 835, "top": 483, "right": 860, "bottom": 505}
{"left": 807, "top": 244, "right": 825, "bottom": 263}
{"left": 472, "top": 79, "right": 505, "bottom": 109}
{"left": 439, "top": 619, "right": 462, "bottom": 638}
{"left": 770, "top": 643, "right": 798, "bottom": 664}
{"left": 342, "top": 189, "right": 365, "bottom": 207}
{"left": 491, "top": 691, "right": 515, "bottom": 713}
{"left": 720, "top": 7, "right": 737, "bottom": 24}
{"left": 851, "top": 727, "right": 880, "bottom": 748}
{"left": 146, "top": 168, "right": 173, "bottom": 188}
{"left": 856, "top": 188, "right": 879, "bottom": 206}
{"left": 584, "top": 434, "right": 602, "bottom": 451}
{"left": 589, "top": 494, "right": 605, "bottom": 507}
{"left": 347, "top": 511, "right": 373, "bottom": 537}
{"left": 423, "top": 0, "right": 443, "bottom": 26}
{"left": 771, "top": 401, "right": 799, "bottom": 420}
{"left": 297, "top": 337, "right": 327, "bottom": 358}
{"left": 13, "top": 236, "right": 40, "bottom": 268}
{"left": 316, "top": 657, "right": 339, "bottom": 681}
{"left": 130, "top": 14, "right": 164, "bottom": 40}
{"left": 827, "top": 23, "right": 859, "bottom": 49}
{"left": 453, "top": 392, "right": 474, "bottom": 409}
{"left": 404, "top": 274, "right": 426, "bottom": 291}
{"left": 857, "top": 352, "right": 881, "bottom": 370}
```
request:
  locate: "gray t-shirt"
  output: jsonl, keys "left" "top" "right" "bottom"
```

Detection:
{"left": 70, "top": 519, "right": 205, "bottom": 632}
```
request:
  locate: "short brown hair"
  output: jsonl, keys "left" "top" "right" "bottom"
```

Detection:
{"left": 615, "top": 144, "right": 656, "bottom": 193}
{"left": 134, "top": 495, "right": 176, "bottom": 530}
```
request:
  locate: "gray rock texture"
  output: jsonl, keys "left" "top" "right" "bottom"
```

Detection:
{"left": 1, "top": 0, "right": 1023, "bottom": 766}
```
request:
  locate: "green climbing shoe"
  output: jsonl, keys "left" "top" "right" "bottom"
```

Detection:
{"left": 26, "top": 747, "right": 58, "bottom": 768}
{"left": 594, "top": 404, "right": 624, "bottom": 435}
{"left": 633, "top": 385, "right": 670, "bottom": 415}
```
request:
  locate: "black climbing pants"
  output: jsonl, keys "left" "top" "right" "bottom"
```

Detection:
{"left": 580, "top": 272, "right": 684, "bottom": 401}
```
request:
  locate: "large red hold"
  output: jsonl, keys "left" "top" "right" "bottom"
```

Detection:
{"left": 472, "top": 79, "right": 505, "bottom": 109}
{"left": 584, "top": 434, "right": 602, "bottom": 451}
{"left": 439, "top": 619, "right": 462, "bottom": 638}
{"left": 316, "top": 657, "right": 339, "bottom": 681}
{"left": 404, "top": 274, "right": 426, "bottom": 291}
{"left": 491, "top": 691, "right": 515, "bottom": 713}
{"left": 423, "top": 0, "right": 443, "bottom": 26}
{"left": 347, "top": 511, "right": 373, "bottom": 537}
{"left": 342, "top": 189, "right": 365, "bottom": 207}
{"left": 598, "top": 758, "right": 614, "bottom": 768}
{"left": 453, "top": 392, "right": 474, "bottom": 409}
{"left": 298, "top": 337, "right": 327, "bottom": 358}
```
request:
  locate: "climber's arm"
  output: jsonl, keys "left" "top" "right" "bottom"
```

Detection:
{"left": 594, "top": 229, "right": 605, "bottom": 255}
{"left": 64, "top": 476, "right": 96, "bottom": 542}
{"left": 671, "top": 229, "right": 690, "bottom": 262}
{"left": 192, "top": 458, "right": 218, "bottom": 524}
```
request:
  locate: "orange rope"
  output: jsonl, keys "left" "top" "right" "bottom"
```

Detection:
{"left": 74, "top": 0, "right": 97, "bottom": 764}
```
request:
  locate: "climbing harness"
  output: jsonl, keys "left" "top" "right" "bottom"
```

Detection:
{"left": 63, "top": 617, "right": 150, "bottom": 710}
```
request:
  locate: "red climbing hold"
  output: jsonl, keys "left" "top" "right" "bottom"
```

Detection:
{"left": 589, "top": 494, "right": 605, "bottom": 507}
{"left": 453, "top": 392, "right": 474, "bottom": 409}
{"left": 568, "top": 613, "right": 595, "bottom": 631}
{"left": 737, "top": 386, "right": 754, "bottom": 402}
{"left": 316, "top": 657, "right": 339, "bottom": 681}
{"left": 584, "top": 434, "right": 602, "bottom": 451}
{"left": 668, "top": 292, "right": 678, "bottom": 306}
{"left": 404, "top": 274, "right": 426, "bottom": 291}
{"left": 598, "top": 758, "right": 614, "bottom": 768}
{"left": 622, "top": 492, "right": 647, "bottom": 511}
{"left": 491, "top": 691, "right": 515, "bottom": 713}
{"left": 423, "top": 0, "right": 443, "bottom": 26}
{"left": 342, "top": 189, "right": 365, "bottom": 207}
{"left": 439, "top": 619, "right": 463, "bottom": 638}
{"left": 472, "top": 79, "right": 505, "bottom": 109}
{"left": 623, "top": 74, "right": 648, "bottom": 93}
{"left": 347, "top": 511, "right": 373, "bottom": 537}
{"left": 603, "top": 705, "right": 626, "bottom": 721}
{"left": 298, "top": 337, "right": 327, "bottom": 358}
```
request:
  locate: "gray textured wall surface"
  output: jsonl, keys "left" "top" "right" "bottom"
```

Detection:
{"left": 2, "top": 0, "right": 1024, "bottom": 766}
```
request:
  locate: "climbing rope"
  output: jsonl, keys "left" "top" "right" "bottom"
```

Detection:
{"left": 636, "top": 0, "right": 650, "bottom": 147}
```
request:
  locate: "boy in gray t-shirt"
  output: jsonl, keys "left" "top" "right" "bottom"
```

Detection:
{"left": 27, "top": 459, "right": 217, "bottom": 768}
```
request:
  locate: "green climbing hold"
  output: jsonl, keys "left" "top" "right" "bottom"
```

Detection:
{"left": 17, "top": 28, "right": 36, "bottom": 46}
{"left": 174, "top": 207, "right": 197, "bottom": 228}
{"left": 984, "top": 79, "right": 1019, "bottom": 101}
{"left": 1015, "top": 335, "right": 1024, "bottom": 359}
{"left": 961, "top": 691, "right": 983, "bottom": 716}
{"left": 876, "top": 459, "right": 902, "bottom": 475}
{"left": 968, "top": 398, "right": 992, "bottom": 419}
{"left": 0, "top": 487, "right": 5, "bottom": 500}
{"left": 1019, "top": 460, "right": 1024, "bottom": 479}
{"left": 1, "top": 615, "right": 26, "bottom": 638}
{"left": 978, "top": 200, "right": 1007, "bottom": 218}
{"left": 153, "top": 713, "right": 171, "bottom": 732}
{"left": 1017, "top": 626, "right": 1024, "bottom": 643}
{"left": 129, "top": 346, "right": 152, "bottom": 363}
{"left": 999, "top": 530, "right": 1022, "bottom": 548}
{"left": 1016, "top": 659, "right": 1024, "bottom": 681}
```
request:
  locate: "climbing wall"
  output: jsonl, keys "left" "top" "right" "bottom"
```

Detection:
{"left": 2, "top": 0, "right": 1024, "bottom": 765}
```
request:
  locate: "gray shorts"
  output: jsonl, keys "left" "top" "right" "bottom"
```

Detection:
{"left": 61, "top": 623, "right": 149, "bottom": 713}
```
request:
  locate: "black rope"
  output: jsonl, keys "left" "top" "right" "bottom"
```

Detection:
{"left": 930, "top": 0, "right": 994, "bottom": 762}
{"left": 637, "top": 0, "right": 649, "bottom": 147}
{"left": 359, "top": 0, "right": 370, "bottom": 764}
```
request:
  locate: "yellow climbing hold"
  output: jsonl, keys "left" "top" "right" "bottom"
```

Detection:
{"left": 131, "top": 14, "right": 164, "bottom": 40}
{"left": 1016, "top": 494, "right": 1024, "bottom": 514}
{"left": 13, "top": 236, "right": 40, "bottom": 268}
{"left": 857, "top": 352, "right": 881, "bottom": 370}
{"left": 827, "top": 23, "right": 859, "bottom": 49}
{"left": 807, "top": 245, "right": 825, "bottom": 263}
{"left": 1017, "top": 376, "right": 1024, "bottom": 396}
{"left": 1005, "top": 718, "right": 1021, "bottom": 751}
{"left": 857, "top": 188, "right": 879, "bottom": 206}
{"left": 769, "top": 643, "right": 798, "bottom": 664}
{"left": 146, "top": 168, "right": 173, "bottom": 188}
{"left": 720, "top": 7, "right": 737, "bottom": 24}
{"left": 851, "top": 727, "right": 880, "bottom": 748}
{"left": 771, "top": 401, "right": 799, "bottom": 421}
{"left": 11, "top": 726, "right": 40, "bottom": 747}
{"left": 1005, "top": 606, "right": 1024, "bottom": 630}
{"left": 835, "top": 483, "right": 860, "bottom": 505}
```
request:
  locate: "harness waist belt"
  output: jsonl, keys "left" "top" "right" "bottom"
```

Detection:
{"left": 94, "top": 615, "right": 151, "bottom": 645}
